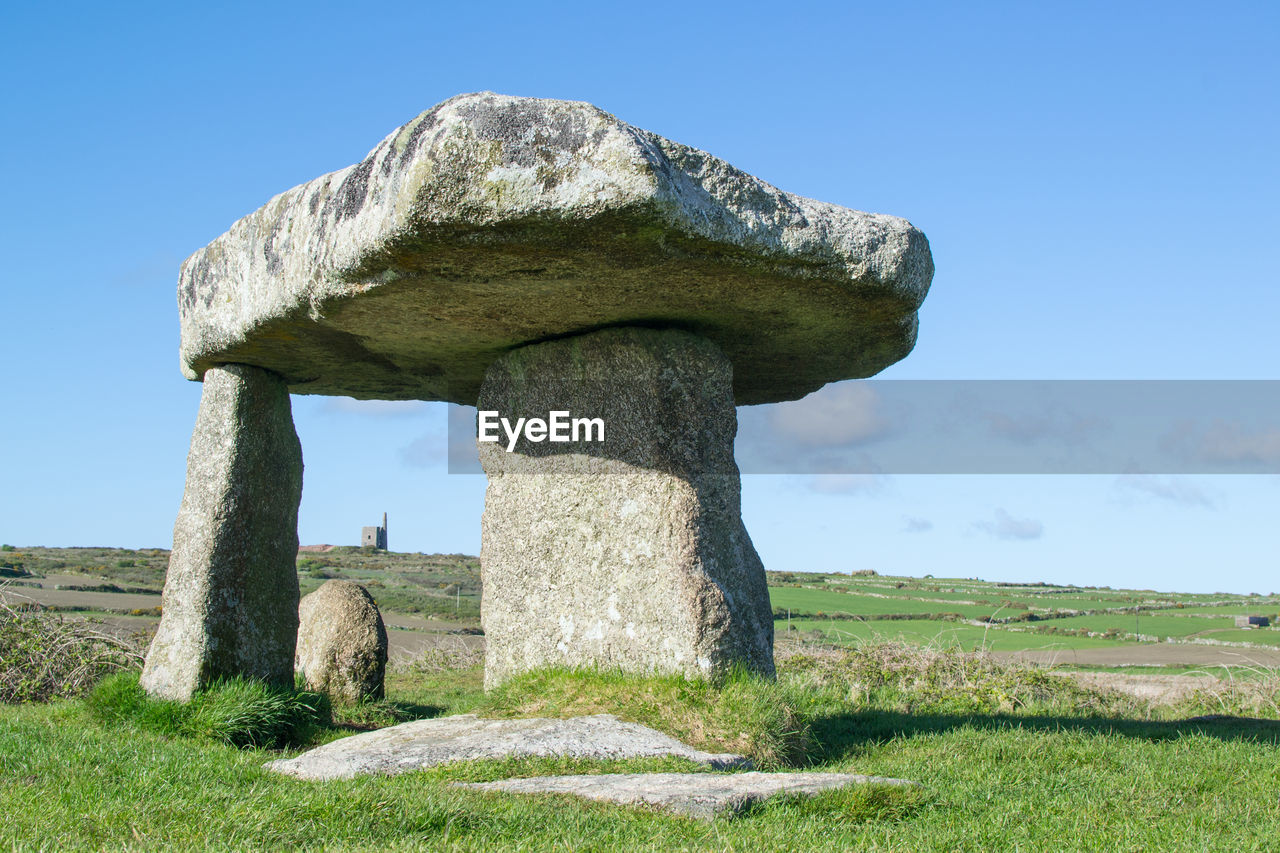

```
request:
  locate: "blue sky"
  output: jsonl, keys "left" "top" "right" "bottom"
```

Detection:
{"left": 1, "top": 1, "right": 1276, "bottom": 593}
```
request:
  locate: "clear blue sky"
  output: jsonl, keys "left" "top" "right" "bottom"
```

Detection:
{"left": 1, "top": 1, "right": 1276, "bottom": 593}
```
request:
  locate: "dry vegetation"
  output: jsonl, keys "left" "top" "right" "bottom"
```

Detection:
{"left": 0, "top": 592, "right": 144, "bottom": 703}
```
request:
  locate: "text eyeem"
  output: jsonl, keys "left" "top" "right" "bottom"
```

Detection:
{"left": 477, "top": 410, "right": 605, "bottom": 452}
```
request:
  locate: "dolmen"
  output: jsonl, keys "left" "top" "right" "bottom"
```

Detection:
{"left": 140, "top": 92, "right": 933, "bottom": 700}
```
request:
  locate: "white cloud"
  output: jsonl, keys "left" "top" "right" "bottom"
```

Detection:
{"left": 399, "top": 431, "right": 445, "bottom": 468}
{"left": 1160, "top": 419, "right": 1280, "bottom": 471}
{"left": 903, "top": 516, "right": 933, "bottom": 533}
{"left": 1196, "top": 422, "right": 1280, "bottom": 465}
{"left": 1114, "top": 475, "right": 1214, "bottom": 508}
{"left": 974, "top": 508, "right": 1043, "bottom": 541}
{"left": 321, "top": 398, "right": 429, "bottom": 417}
{"left": 768, "top": 382, "right": 895, "bottom": 448}
{"left": 981, "top": 409, "right": 1108, "bottom": 447}
{"left": 807, "top": 474, "right": 888, "bottom": 495}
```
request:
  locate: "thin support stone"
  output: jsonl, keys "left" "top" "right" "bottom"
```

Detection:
{"left": 141, "top": 363, "right": 303, "bottom": 700}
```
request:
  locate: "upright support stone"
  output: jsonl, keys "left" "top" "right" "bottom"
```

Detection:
{"left": 478, "top": 327, "right": 774, "bottom": 687}
{"left": 141, "top": 364, "right": 304, "bottom": 700}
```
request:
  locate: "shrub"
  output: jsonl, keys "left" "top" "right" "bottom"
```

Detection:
{"left": 0, "top": 599, "right": 143, "bottom": 703}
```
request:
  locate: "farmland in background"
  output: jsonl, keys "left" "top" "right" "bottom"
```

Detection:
{"left": 3, "top": 545, "right": 1278, "bottom": 674}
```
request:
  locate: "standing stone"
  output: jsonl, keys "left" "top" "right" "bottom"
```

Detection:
{"left": 478, "top": 327, "right": 774, "bottom": 687}
{"left": 141, "top": 364, "right": 303, "bottom": 701}
{"left": 296, "top": 580, "right": 388, "bottom": 702}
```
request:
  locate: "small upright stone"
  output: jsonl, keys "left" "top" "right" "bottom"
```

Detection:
{"left": 296, "top": 580, "right": 388, "bottom": 703}
{"left": 141, "top": 364, "right": 303, "bottom": 701}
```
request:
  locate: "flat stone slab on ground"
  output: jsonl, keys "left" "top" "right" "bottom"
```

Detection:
{"left": 264, "top": 714, "right": 747, "bottom": 781}
{"left": 456, "top": 770, "right": 920, "bottom": 819}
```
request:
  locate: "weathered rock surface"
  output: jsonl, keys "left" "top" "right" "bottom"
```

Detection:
{"left": 141, "top": 364, "right": 303, "bottom": 700}
{"left": 178, "top": 91, "right": 932, "bottom": 405}
{"left": 457, "top": 771, "right": 920, "bottom": 819}
{"left": 263, "top": 714, "right": 747, "bottom": 781}
{"left": 478, "top": 327, "right": 774, "bottom": 687}
{"left": 296, "top": 580, "right": 388, "bottom": 702}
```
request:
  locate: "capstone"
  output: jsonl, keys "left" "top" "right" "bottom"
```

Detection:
{"left": 177, "top": 92, "right": 931, "bottom": 406}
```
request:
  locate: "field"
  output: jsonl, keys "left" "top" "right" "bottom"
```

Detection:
{"left": 4, "top": 546, "right": 1280, "bottom": 849}
{"left": 4, "top": 546, "right": 1279, "bottom": 675}
{"left": 765, "top": 571, "right": 1280, "bottom": 673}
{"left": 4, "top": 636, "right": 1280, "bottom": 850}
{"left": 0, "top": 546, "right": 485, "bottom": 663}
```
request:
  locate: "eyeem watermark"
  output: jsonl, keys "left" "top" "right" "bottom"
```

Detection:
{"left": 478, "top": 410, "right": 605, "bottom": 452}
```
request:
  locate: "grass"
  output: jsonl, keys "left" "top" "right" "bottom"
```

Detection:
{"left": 1172, "top": 605, "right": 1280, "bottom": 617}
{"left": 3, "top": 640, "right": 1280, "bottom": 850}
{"left": 7, "top": 550, "right": 1280, "bottom": 847}
{"left": 1197, "top": 628, "right": 1280, "bottom": 647}
{"left": 779, "top": 617, "right": 1132, "bottom": 650}
{"left": 1042, "top": 612, "right": 1237, "bottom": 637}
{"left": 86, "top": 672, "right": 330, "bottom": 749}
{"left": 1067, "top": 663, "right": 1223, "bottom": 676}
{"left": 475, "top": 667, "right": 821, "bottom": 767}
{"left": 10, "top": 547, "right": 1280, "bottom": 679}
{"left": 769, "top": 586, "right": 1014, "bottom": 620}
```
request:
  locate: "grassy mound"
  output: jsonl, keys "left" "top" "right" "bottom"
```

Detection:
{"left": 468, "top": 646, "right": 1144, "bottom": 768}
{"left": 476, "top": 666, "right": 849, "bottom": 767}
{"left": 86, "top": 672, "right": 329, "bottom": 749}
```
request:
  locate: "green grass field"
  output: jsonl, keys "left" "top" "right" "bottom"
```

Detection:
{"left": 7, "top": 547, "right": 1280, "bottom": 675}
{"left": 768, "top": 586, "right": 1016, "bottom": 620}
{"left": 1040, "top": 612, "right": 1238, "bottom": 637}
{"left": 3, "top": 646, "right": 1279, "bottom": 851}
{"left": 6, "top": 548, "right": 1280, "bottom": 848}
{"left": 1173, "top": 605, "right": 1280, "bottom": 617}
{"left": 781, "top": 618, "right": 1134, "bottom": 651}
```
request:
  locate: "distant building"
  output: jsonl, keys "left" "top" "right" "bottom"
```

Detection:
{"left": 1235, "top": 615, "right": 1270, "bottom": 628}
{"left": 361, "top": 513, "right": 388, "bottom": 550}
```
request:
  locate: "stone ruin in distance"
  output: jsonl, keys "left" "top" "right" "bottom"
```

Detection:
{"left": 140, "top": 92, "right": 934, "bottom": 700}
